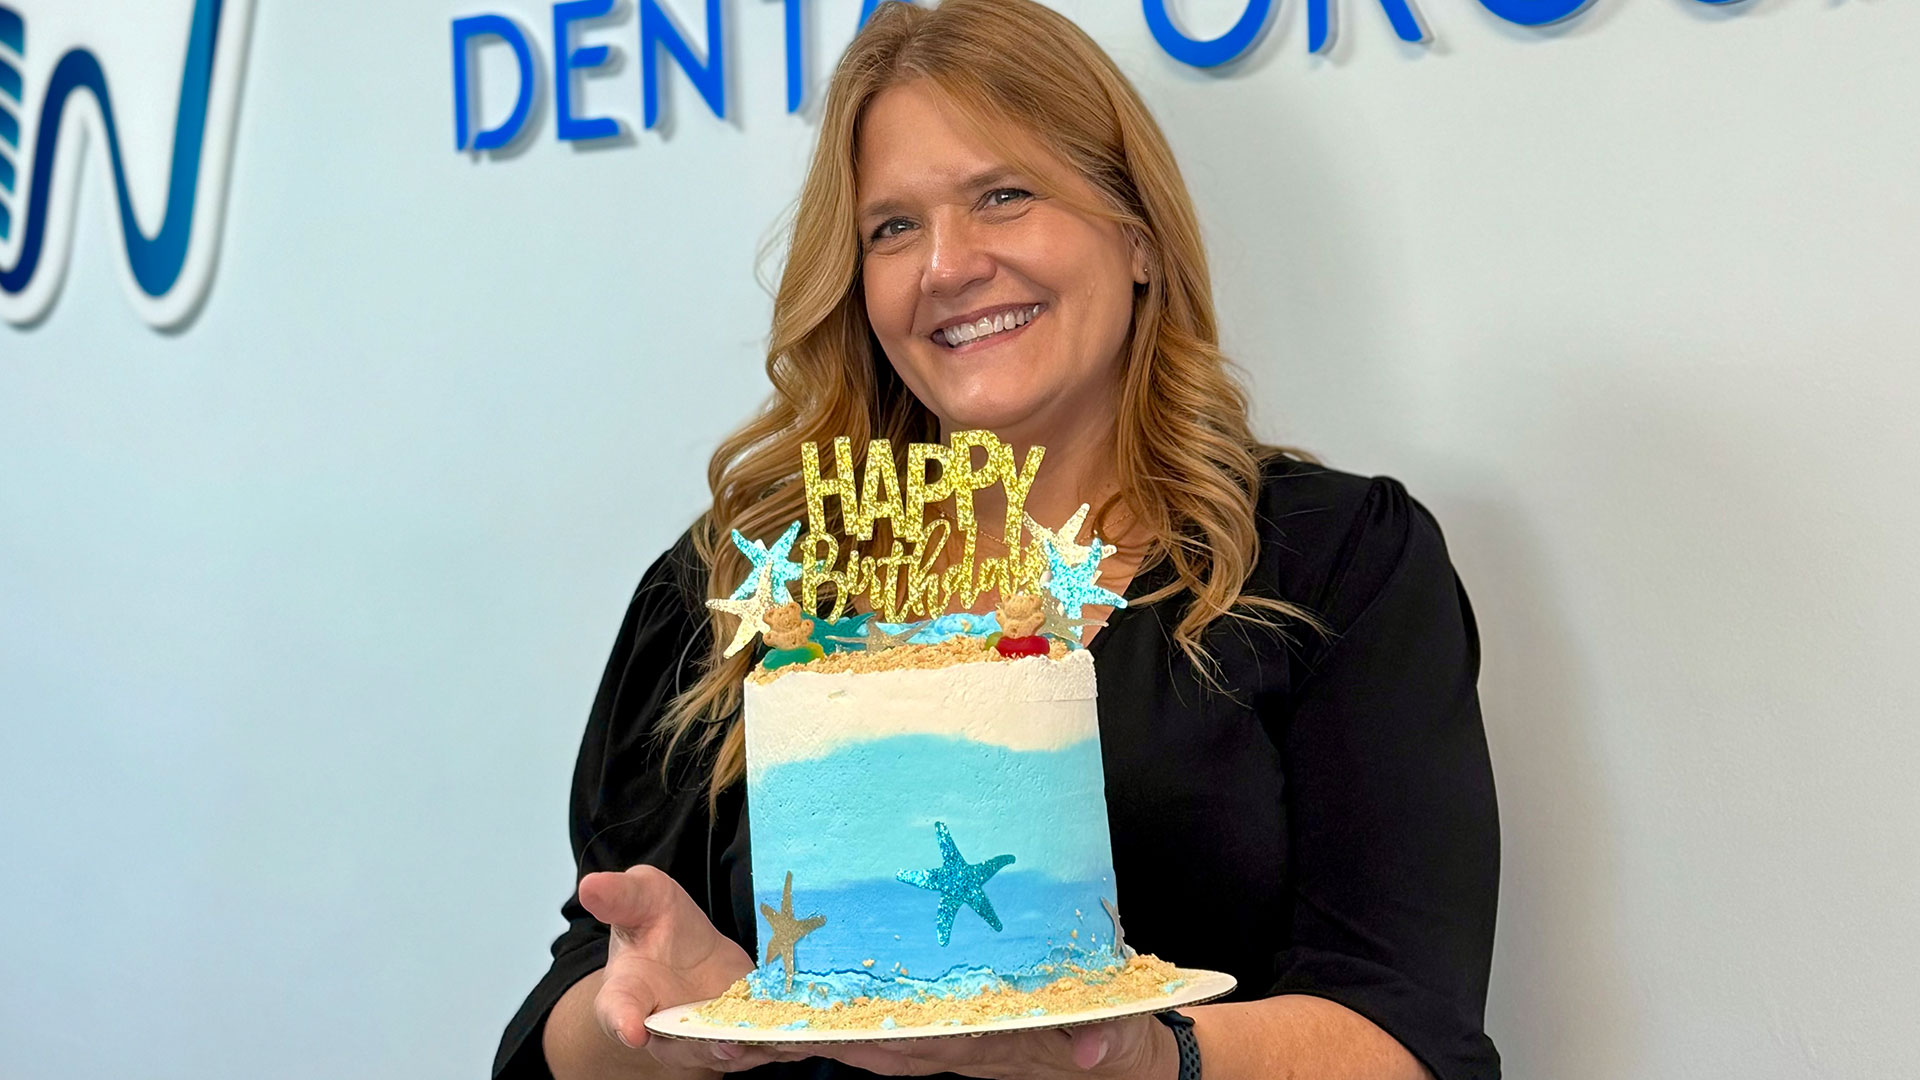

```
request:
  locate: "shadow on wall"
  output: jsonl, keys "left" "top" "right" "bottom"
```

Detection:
{"left": 1441, "top": 493, "right": 1642, "bottom": 1080}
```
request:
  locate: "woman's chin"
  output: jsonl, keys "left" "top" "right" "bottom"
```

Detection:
{"left": 915, "top": 362, "right": 1048, "bottom": 426}
{"left": 921, "top": 390, "right": 1049, "bottom": 435}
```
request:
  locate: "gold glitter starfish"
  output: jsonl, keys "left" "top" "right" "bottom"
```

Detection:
{"left": 1100, "top": 896, "right": 1136, "bottom": 959}
{"left": 1024, "top": 504, "right": 1114, "bottom": 568}
{"left": 760, "top": 870, "right": 827, "bottom": 993}
{"left": 706, "top": 563, "right": 776, "bottom": 658}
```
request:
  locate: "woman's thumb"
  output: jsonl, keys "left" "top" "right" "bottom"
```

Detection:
{"left": 578, "top": 864, "right": 673, "bottom": 930}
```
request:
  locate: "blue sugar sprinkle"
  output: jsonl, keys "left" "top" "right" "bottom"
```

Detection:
{"left": 780, "top": 1020, "right": 811, "bottom": 1030}
{"left": 879, "top": 1017, "right": 898, "bottom": 1030}
{"left": 741, "top": 943, "right": 1125, "bottom": 1009}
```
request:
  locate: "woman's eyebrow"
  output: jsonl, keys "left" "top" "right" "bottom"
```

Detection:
{"left": 858, "top": 166, "right": 1024, "bottom": 220}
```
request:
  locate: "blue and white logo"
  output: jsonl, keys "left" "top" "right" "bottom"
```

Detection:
{"left": 0, "top": 0, "right": 254, "bottom": 328}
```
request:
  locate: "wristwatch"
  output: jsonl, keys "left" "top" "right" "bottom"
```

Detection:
{"left": 1153, "top": 1010, "right": 1201, "bottom": 1080}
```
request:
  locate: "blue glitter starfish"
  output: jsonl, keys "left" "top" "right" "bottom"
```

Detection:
{"left": 728, "top": 520, "right": 805, "bottom": 600}
{"left": 896, "top": 822, "right": 1015, "bottom": 946}
{"left": 1040, "top": 535, "right": 1128, "bottom": 620}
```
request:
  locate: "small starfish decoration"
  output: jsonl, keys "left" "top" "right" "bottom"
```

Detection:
{"left": 728, "top": 520, "right": 805, "bottom": 600}
{"left": 843, "top": 618, "right": 929, "bottom": 652}
{"left": 1100, "top": 896, "right": 1136, "bottom": 959}
{"left": 897, "top": 822, "right": 1015, "bottom": 946}
{"left": 1024, "top": 504, "right": 1108, "bottom": 568}
{"left": 706, "top": 563, "right": 777, "bottom": 658}
{"left": 1038, "top": 596, "right": 1104, "bottom": 646}
{"left": 760, "top": 870, "right": 827, "bottom": 994}
{"left": 813, "top": 612, "right": 874, "bottom": 653}
{"left": 1040, "top": 536, "right": 1128, "bottom": 619}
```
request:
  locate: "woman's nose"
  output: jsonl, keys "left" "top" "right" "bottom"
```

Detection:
{"left": 920, "top": 211, "right": 994, "bottom": 297}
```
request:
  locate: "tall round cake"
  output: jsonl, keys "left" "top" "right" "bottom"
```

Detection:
{"left": 697, "top": 639, "right": 1179, "bottom": 1029}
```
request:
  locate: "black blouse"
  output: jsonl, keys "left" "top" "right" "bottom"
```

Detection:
{"left": 494, "top": 459, "right": 1502, "bottom": 1080}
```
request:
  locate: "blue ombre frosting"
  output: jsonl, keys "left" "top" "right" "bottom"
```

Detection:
{"left": 741, "top": 650, "right": 1120, "bottom": 1004}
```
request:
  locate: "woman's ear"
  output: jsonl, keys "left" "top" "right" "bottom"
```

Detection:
{"left": 1128, "top": 230, "right": 1152, "bottom": 285}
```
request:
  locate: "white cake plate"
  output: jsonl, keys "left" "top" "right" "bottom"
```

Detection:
{"left": 645, "top": 967, "right": 1236, "bottom": 1045}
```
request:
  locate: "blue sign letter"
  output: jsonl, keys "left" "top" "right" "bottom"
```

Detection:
{"left": 1142, "top": 0, "right": 1274, "bottom": 68}
{"left": 452, "top": 14, "right": 535, "bottom": 151}
{"left": 1472, "top": 0, "right": 1592, "bottom": 26}
{"left": 1308, "top": 0, "right": 1428, "bottom": 52}
{"left": 554, "top": 0, "right": 622, "bottom": 141}
{"left": 778, "top": 0, "right": 806, "bottom": 114}
{"left": 640, "top": 0, "right": 726, "bottom": 128}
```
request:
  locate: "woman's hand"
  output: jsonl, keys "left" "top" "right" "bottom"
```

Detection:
{"left": 795, "top": 1013, "right": 1176, "bottom": 1080}
{"left": 567, "top": 863, "right": 800, "bottom": 1075}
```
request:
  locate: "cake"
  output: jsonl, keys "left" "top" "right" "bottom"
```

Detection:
{"left": 688, "top": 431, "right": 1187, "bottom": 1030}
{"left": 696, "top": 634, "right": 1181, "bottom": 1030}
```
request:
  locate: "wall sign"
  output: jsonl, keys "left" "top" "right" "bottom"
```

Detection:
{"left": 0, "top": 0, "right": 254, "bottom": 329}
{"left": 453, "top": 0, "right": 1753, "bottom": 151}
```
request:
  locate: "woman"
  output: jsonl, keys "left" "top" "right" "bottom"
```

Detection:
{"left": 495, "top": 1, "right": 1499, "bottom": 1078}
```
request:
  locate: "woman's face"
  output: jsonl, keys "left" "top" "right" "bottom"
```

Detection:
{"left": 856, "top": 82, "right": 1148, "bottom": 442}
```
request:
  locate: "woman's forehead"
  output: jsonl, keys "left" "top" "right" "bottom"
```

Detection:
{"left": 855, "top": 87, "right": 1073, "bottom": 212}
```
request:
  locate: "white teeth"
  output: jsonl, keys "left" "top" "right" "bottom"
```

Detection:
{"left": 941, "top": 304, "right": 1040, "bottom": 347}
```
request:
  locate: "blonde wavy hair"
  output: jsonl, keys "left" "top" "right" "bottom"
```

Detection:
{"left": 664, "top": 0, "right": 1315, "bottom": 806}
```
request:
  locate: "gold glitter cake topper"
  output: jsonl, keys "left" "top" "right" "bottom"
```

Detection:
{"left": 708, "top": 429, "right": 1126, "bottom": 657}
{"left": 795, "top": 429, "right": 1051, "bottom": 624}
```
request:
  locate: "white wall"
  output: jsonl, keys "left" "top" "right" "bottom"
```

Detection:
{"left": 3, "top": 1, "right": 1916, "bottom": 1077}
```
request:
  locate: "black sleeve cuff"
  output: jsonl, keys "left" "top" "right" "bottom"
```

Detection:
{"left": 1271, "top": 946, "right": 1501, "bottom": 1080}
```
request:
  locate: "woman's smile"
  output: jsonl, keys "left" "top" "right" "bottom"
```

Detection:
{"left": 930, "top": 303, "right": 1046, "bottom": 351}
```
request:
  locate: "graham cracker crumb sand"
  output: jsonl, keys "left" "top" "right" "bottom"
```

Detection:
{"left": 749, "top": 635, "right": 1068, "bottom": 684}
{"left": 694, "top": 954, "right": 1180, "bottom": 1030}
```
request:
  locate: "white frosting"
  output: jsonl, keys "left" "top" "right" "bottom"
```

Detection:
{"left": 744, "top": 649, "right": 1098, "bottom": 777}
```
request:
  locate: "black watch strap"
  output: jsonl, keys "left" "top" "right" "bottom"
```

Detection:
{"left": 1154, "top": 1010, "right": 1201, "bottom": 1080}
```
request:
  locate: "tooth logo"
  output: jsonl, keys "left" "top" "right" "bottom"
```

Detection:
{"left": 0, "top": 0, "right": 254, "bottom": 329}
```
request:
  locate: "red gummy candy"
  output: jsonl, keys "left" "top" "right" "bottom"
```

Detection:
{"left": 994, "top": 635, "right": 1051, "bottom": 658}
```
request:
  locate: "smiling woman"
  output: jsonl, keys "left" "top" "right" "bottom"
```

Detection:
{"left": 495, "top": 2, "right": 1500, "bottom": 1080}
{"left": 856, "top": 83, "right": 1148, "bottom": 449}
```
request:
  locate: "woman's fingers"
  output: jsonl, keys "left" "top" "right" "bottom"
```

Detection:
{"left": 1067, "top": 1022, "right": 1112, "bottom": 1069}
{"left": 646, "top": 1038, "right": 810, "bottom": 1073}
{"left": 805, "top": 1042, "right": 932, "bottom": 1075}
{"left": 581, "top": 863, "right": 757, "bottom": 1053}
{"left": 1064, "top": 1017, "right": 1163, "bottom": 1073}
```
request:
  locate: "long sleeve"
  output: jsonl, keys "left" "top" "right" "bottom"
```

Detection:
{"left": 493, "top": 530, "right": 720, "bottom": 1080}
{"left": 1264, "top": 477, "right": 1502, "bottom": 1080}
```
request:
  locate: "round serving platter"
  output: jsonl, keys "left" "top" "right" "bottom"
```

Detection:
{"left": 645, "top": 968, "right": 1236, "bottom": 1045}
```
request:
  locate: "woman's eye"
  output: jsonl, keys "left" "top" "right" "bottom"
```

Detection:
{"left": 869, "top": 218, "right": 913, "bottom": 242}
{"left": 983, "top": 188, "right": 1033, "bottom": 208}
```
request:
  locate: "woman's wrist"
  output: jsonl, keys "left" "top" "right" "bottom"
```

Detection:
{"left": 1144, "top": 1006, "right": 1190, "bottom": 1076}
{"left": 1061, "top": 1017, "right": 1178, "bottom": 1080}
